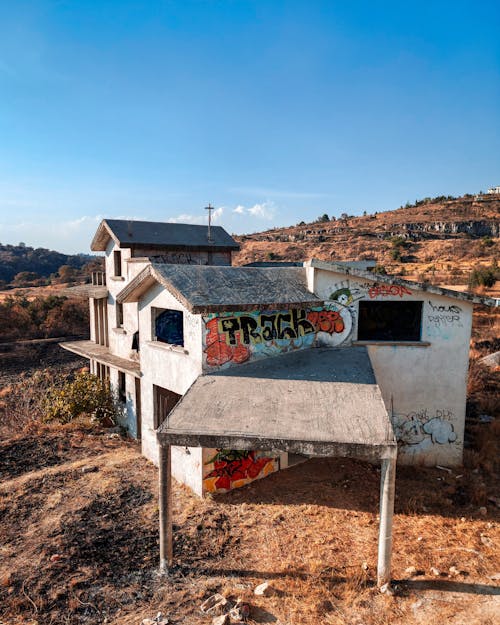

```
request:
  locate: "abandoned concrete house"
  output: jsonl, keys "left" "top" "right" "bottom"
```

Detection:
{"left": 62, "top": 218, "right": 493, "bottom": 482}
{"left": 62, "top": 217, "right": 494, "bottom": 582}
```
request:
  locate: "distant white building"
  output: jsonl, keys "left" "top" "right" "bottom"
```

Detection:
{"left": 486, "top": 186, "right": 500, "bottom": 194}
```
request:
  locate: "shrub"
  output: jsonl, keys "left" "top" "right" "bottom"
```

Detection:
{"left": 468, "top": 263, "right": 499, "bottom": 289}
{"left": 44, "top": 372, "right": 119, "bottom": 425}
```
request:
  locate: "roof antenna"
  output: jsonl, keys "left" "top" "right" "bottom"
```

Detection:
{"left": 205, "top": 203, "right": 214, "bottom": 242}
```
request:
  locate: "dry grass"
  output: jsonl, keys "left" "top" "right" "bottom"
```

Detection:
{"left": 0, "top": 428, "right": 499, "bottom": 625}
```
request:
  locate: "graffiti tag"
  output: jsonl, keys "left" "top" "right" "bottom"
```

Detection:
{"left": 427, "top": 301, "right": 462, "bottom": 327}
{"left": 393, "top": 408, "right": 457, "bottom": 449}
{"left": 368, "top": 284, "right": 412, "bottom": 299}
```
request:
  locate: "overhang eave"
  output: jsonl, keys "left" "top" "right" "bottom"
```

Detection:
{"left": 156, "top": 430, "right": 396, "bottom": 461}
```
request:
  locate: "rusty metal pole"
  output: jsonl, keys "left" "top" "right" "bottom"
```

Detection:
{"left": 158, "top": 443, "right": 172, "bottom": 574}
{"left": 377, "top": 450, "right": 397, "bottom": 587}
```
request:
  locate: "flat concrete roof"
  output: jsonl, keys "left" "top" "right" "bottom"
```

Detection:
{"left": 157, "top": 347, "right": 396, "bottom": 460}
{"left": 60, "top": 340, "right": 141, "bottom": 377}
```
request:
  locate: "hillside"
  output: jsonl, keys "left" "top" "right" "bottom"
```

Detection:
{"left": 233, "top": 194, "right": 500, "bottom": 288}
{"left": 0, "top": 243, "right": 96, "bottom": 285}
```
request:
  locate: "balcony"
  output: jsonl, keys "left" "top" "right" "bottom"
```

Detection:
{"left": 60, "top": 340, "right": 141, "bottom": 377}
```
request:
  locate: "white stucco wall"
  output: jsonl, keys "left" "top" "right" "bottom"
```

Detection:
{"left": 137, "top": 283, "right": 203, "bottom": 479}
{"left": 311, "top": 268, "right": 473, "bottom": 467}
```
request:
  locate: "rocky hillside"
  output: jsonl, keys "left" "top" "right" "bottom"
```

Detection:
{"left": 233, "top": 194, "right": 500, "bottom": 286}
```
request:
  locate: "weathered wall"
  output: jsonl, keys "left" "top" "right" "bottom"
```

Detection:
{"left": 131, "top": 248, "right": 232, "bottom": 266}
{"left": 138, "top": 283, "right": 203, "bottom": 472}
{"left": 108, "top": 369, "right": 140, "bottom": 438}
{"left": 311, "top": 268, "right": 473, "bottom": 467}
{"left": 201, "top": 305, "right": 351, "bottom": 370}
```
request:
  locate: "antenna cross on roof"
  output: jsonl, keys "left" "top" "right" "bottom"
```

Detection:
{"left": 205, "top": 203, "right": 215, "bottom": 242}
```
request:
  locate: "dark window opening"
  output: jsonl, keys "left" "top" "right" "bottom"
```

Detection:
{"left": 132, "top": 330, "right": 139, "bottom": 351}
{"left": 358, "top": 300, "right": 423, "bottom": 342}
{"left": 118, "top": 371, "right": 126, "bottom": 403}
{"left": 154, "top": 385, "right": 181, "bottom": 429}
{"left": 154, "top": 309, "right": 184, "bottom": 346}
{"left": 116, "top": 302, "right": 124, "bottom": 328}
{"left": 113, "top": 250, "right": 122, "bottom": 277}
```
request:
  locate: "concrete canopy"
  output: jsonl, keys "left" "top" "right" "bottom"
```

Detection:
{"left": 156, "top": 346, "right": 398, "bottom": 586}
{"left": 157, "top": 347, "right": 396, "bottom": 460}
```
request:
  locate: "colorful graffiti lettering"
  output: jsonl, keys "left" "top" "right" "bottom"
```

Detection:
{"left": 393, "top": 408, "right": 457, "bottom": 450}
{"left": 204, "top": 305, "right": 352, "bottom": 367}
{"left": 203, "top": 449, "right": 277, "bottom": 492}
{"left": 306, "top": 309, "right": 345, "bottom": 334}
{"left": 205, "top": 317, "right": 251, "bottom": 366}
{"left": 369, "top": 284, "right": 412, "bottom": 299}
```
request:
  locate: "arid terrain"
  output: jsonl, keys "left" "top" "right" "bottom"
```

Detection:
{"left": 0, "top": 196, "right": 499, "bottom": 625}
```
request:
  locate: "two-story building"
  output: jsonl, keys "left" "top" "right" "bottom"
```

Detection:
{"left": 62, "top": 219, "right": 495, "bottom": 497}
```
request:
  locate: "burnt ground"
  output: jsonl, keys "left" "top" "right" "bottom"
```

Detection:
{"left": 0, "top": 341, "right": 86, "bottom": 386}
{"left": 0, "top": 427, "right": 499, "bottom": 625}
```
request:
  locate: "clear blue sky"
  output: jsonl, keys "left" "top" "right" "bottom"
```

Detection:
{"left": 0, "top": 0, "right": 499, "bottom": 253}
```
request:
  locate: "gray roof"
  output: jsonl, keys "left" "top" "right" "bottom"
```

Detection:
{"left": 118, "top": 263, "right": 322, "bottom": 313}
{"left": 157, "top": 347, "right": 396, "bottom": 460}
{"left": 91, "top": 219, "right": 240, "bottom": 252}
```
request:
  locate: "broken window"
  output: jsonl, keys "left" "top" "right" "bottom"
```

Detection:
{"left": 154, "top": 309, "right": 184, "bottom": 346}
{"left": 357, "top": 301, "right": 423, "bottom": 342}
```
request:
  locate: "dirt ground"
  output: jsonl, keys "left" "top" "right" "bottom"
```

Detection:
{"left": 0, "top": 423, "right": 498, "bottom": 625}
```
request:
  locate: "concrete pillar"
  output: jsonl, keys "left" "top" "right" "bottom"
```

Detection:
{"left": 158, "top": 443, "right": 172, "bottom": 574}
{"left": 377, "top": 452, "right": 397, "bottom": 587}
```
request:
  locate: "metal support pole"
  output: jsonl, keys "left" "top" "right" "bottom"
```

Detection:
{"left": 158, "top": 443, "right": 172, "bottom": 574}
{"left": 377, "top": 453, "right": 397, "bottom": 587}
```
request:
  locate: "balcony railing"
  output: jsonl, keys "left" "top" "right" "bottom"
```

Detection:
{"left": 92, "top": 271, "right": 106, "bottom": 286}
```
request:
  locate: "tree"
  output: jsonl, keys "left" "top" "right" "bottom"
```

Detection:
{"left": 58, "top": 265, "right": 77, "bottom": 281}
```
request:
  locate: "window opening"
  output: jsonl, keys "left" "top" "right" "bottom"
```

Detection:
{"left": 113, "top": 250, "right": 122, "bottom": 277}
{"left": 118, "top": 371, "right": 126, "bottom": 404}
{"left": 154, "top": 309, "right": 184, "bottom": 346}
{"left": 357, "top": 301, "right": 423, "bottom": 342}
{"left": 154, "top": 385, "right": 181, "bottom": 429}
{"left": 116, "top": 302, "right": 124, "bottom": 328}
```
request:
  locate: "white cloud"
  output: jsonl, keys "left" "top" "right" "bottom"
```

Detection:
{"left": 167, "top": 206, "right": 224, "bottom": 225}
{"left": 233, "top": 201, "right": 276, "bottom": 220}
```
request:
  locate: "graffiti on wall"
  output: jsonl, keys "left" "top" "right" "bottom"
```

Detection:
{"left": 427, "top": 301, "right": 463, "bottom": 328}
{"left": 203, "top": 305, "right": 352, "bottom": 367}
{"left": 393, "top": 408, "right": 457, "bottom": 452}
{"left": 330, "top": 279, "right": 412, "bottom": 311}
{"left": 368, "top": 284, "right": 412, "bottom": 299}
{"left": 203, "top": 449, "right": 278, "bottom": 492}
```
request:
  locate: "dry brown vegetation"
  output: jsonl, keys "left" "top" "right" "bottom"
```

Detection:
{"left": 0, "top": 308, "right": 499, "bottom": 625}
{"left": 0, "top": 423, "right": 498, "bottom": 625}
{"left": 233, "top": 195, "right": 500, "bottom": 289}
{"left": 0, "top": 197, "right": 498, "bottom": 624}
